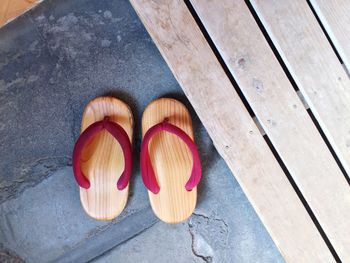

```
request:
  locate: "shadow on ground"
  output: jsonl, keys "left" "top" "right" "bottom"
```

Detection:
{"left": 0, "top": 0, "right": 284, "bottom": 262}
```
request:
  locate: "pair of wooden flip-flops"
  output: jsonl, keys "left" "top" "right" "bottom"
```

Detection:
{"left": 72, "top": 97, "right": 202, "bottom": 223}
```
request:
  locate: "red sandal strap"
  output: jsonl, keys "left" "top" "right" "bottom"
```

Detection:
{"left": 72, "top": 116, "right": 132, "bottom": 190}
{"left": 140, "top": 118, "right": 202, "bottom": 194}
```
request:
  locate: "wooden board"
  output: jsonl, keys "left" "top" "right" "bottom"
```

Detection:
{"left": 309, "top": 0, "right": 350, "bottom": 72}
{"left": 251, "top": 0, "right": 350, "bottom": 183}
{"left": 142, "top": 98, "right": 196, "bottom": 224}
{"left": 189, "top": 0, "right": 350, "bottom": 261}
{"left": 80, "top": 97, "right": 133, "bottom": 220}
{"left": 0, "top": 0, "right": 42, "bottom": 28}
{"left": 129, "top": 0, "right": 335, "bottom": 261}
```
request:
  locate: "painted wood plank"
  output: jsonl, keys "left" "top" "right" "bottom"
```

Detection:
{"left": 0, "top": 0, "right": 42, "bottom": 28}
{"left": 129, "top": 0, "right": 335, "bottom": 262}
{"left": 190, "top": 0, "right": 350, "bottom": 261}
{"left": 251, "top": 0, "right": 350, "bottom": 186}
{"left": 309, "top": 0, "right": 350, "bottom": 72}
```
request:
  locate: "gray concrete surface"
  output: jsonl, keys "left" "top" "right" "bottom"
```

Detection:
{"left": 0, "top": 0, "right": 285, "bottom": 262}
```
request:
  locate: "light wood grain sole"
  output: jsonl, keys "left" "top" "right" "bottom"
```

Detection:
{"left": 142, "top": 98, "right": 197, "bottom": 224}
{"left": 79, "top": 96, "right": 133, "bottom": 220}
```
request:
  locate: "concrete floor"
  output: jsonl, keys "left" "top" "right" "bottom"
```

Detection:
{"left": 0, "top": 0, "right": 285, "bottom": 262}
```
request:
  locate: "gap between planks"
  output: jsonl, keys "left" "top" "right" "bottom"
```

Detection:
{"left": 250, "top": 0, "right": 350, "bottom": 182}
{"left": 190, "top": 0, "right": 350, "bottom": 261}
{"left": 129, "top": 0, "right": 336, "bottom": 262}
{"left": 309, "top": 0, "right": 350, "bottom": 73}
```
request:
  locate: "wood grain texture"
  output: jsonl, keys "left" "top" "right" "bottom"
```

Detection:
{"left": 129, "top": 0, "right": 334, "bottom": 261}
{"left": 79, "top": 97, "right": 133, "bottom": 220}
{"left": 251, "top": 0, "right": 350, "bottom": 183}
{"left": 191, "top": 0, "right": 350, "bottom": 261}
{"left": 0, "top": 0, "right": 42, "bottom": 28}
{"left": 309, "top": 0, "right": 350, "bottom": 72}
{"left": 142, "top": 98, "right": 196, "bottom": 223}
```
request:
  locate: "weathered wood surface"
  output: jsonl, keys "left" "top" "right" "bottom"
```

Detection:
{"left": 130, "top": 0, "right": 335, "bottom": 262}
{"left": 251, "top": 0, "right": 350, "bottom": 183}
{"left": 190, "top": 0, "right": 350, "bottom": 260}
{"left": 310, "top": 0, "right": 350, "bottom": 72}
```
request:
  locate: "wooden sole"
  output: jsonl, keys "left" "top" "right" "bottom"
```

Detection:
{"left": 142, "top": 98, "right": 197, "bottom": 224}
{"left": 79, "top": 96, "right": 133, "bottom": 220}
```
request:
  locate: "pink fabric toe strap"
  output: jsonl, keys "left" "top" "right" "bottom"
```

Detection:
{"left": 140, "top": 118, "right": 202, "bottom": 194}
{"left": 72, "top": 116, "right": 132, "bottom": 190}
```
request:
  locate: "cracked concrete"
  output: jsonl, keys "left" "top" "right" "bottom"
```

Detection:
{"left": 188, "top": 213, "right": 229, "bottom": 262}
{"left": 0, "top": 247, "right": 24, "bottom": 263}
{"left": 0, "top": 167, "right": 155, "bottom": 263}
{"left": 0, "top": 0, "right": 284, "bottom": 262}
{"left": 91, "top": 158, "right": 284, "bottom": 263}
{"left": 0, "top": 156, "right": 71, "bottom": 204}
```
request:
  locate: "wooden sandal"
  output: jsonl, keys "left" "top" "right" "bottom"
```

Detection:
{"left": 141, "top": 98, "right": 202, "bottom": 223}
{"left": 72, "top": 96, "right": 133, "bottom": 220}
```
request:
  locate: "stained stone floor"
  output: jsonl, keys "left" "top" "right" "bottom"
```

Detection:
{"left": 0, "top": 0, "right": 285, "bottom": 262}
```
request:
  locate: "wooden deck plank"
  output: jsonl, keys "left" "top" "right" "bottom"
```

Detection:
{"left": 190, "top": 0, "right": 350, "bottom": 261}
{"left": 0, "top": 0, "right": 42, "bottom": 28}
{"left": 309, "top": 0, "right": 350, "bottom": 72}
{"left": 251, "top": 0, "right": 350, "bottom": 185}
{"left": 129, "top": 0, "right": 335, "bottom": 262}
{"left": 0, "top": 0, "right": 11, "bottom": 27}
